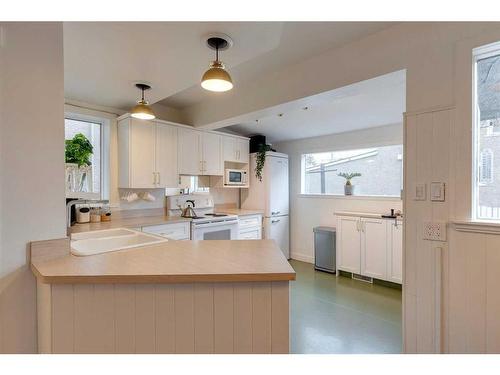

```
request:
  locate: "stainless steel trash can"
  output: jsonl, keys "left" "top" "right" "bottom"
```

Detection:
{"left": 313, "top": 226, "right": 336, "bottom": 273}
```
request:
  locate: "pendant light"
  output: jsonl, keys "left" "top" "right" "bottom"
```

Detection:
{"left": 201, "top": 36, "right": 233, "bottom": 92}
{"left": 131, "top": 83, "right": 156, "bottom": 120}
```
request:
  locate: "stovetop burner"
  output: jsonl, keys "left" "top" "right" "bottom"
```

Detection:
{"left": 204, "top": 213, "right": 228, "bottom": 217}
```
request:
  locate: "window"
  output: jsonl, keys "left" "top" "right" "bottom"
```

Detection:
{"left": 65, "top": 117, "right": 102, "bottom": 198}
{"left": 301, "top": 144, "right": 403, "bottom": 197}
{"left": 473, "top": 42, "right": 500, "bottom": 221}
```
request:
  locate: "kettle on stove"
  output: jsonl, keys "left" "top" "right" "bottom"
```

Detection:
{"left": 180, "top": 200, "right": 198, "bottom": 218}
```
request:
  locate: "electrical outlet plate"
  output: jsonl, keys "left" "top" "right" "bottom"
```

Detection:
{"left": 423, "top": 221, "right": 447, "bottom": 241}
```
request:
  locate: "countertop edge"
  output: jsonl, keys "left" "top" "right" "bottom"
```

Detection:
{"left": 32, "top": 271, "right": 296, "bottom": 284}
{"left": 334, "top": 211, "right": 403, "bottom": 220}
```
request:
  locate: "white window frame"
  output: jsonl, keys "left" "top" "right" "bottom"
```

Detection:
{"left": 65, "top": 112, "right": 111, "bottom": 200}
{"left": 472, "top": 41, "right": 500, "bottom": 221}
{"left": 300, "top": 144, "right": 404, "bottom": 199}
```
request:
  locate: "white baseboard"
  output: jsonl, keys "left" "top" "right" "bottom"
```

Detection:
{"left": 290, "top": 251, "right": 314, "bottom": 264}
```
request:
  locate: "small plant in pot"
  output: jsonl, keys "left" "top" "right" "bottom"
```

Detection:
{"left": 338, "top": 172, "right": 361, "bottom": 195}
{"left": 65, "top": 133, "right": 94, "bottom": 193}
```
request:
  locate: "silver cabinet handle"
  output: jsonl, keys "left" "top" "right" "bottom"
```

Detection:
{"left": 153, "top": 172, "right": 156, "bottom": 185}
{"left": 272, "top": 219, "right": 280, "bottom": 224}
{"left": 157, "top": 172, "right": 160, "bottom": 185}
{"left": 271, "top": 211, "right": 281, "bottom": 215}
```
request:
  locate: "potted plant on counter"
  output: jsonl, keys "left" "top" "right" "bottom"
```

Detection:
{"left": 338, "top": 172, "right": 361, "bottom": 195}
{"left": 65, "top": 133, "right": 94, "bottom": 194}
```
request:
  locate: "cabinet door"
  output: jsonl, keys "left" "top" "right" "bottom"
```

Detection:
{"left": 360, "top": 218, "right": 387, "bottom": 280}
{"left": 387, "top": 221, "right": 403, "bottom": 284}
{"left": 337, "top": 216, "right": 361, "bottom": 274}
{"left": 178, "top": 127, "right": 201, "bottom": 175}
{"left": 202, "top": 132, "right": 222, "bottom": 176}
{"left": 222, "top": 136, "right": 237, "bottom": 162}
{"left": 264, "top": 216, "right": 289, "bottom": 259}
{"left": 237, "top": 138, "right": 249, "bottom": 163}
{"left": 130, "top": 119, "right": 156, "bottom": 188}
{"left": 267, "top": 156, "right": 289, "bottom": 216}
{"left": 155, "top": 123, "right": 178, "bottom": 187}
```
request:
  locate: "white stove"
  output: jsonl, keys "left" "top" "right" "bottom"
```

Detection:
{"left": 166, "top": 195, "right": 239, "bottom": 240}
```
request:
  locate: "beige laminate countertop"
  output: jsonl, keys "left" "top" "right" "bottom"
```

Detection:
{"left": 335, "top": 210, "right": 403, "bottom": 220}
{"left": 69, "top": 209, "right": 191, "bottom": 234}
{"left": 31, "top": 239, "right": 296, "bottom": 284}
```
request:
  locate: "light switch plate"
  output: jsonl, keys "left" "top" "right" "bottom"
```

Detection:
{"left": 430, "top": 182, "right": 445, "bottom": 201}
{"left": 423, "top": 222, "right": 447, "bottom": 241}
{"left": 415, "top": 183, "right": 426, "bottom": 201}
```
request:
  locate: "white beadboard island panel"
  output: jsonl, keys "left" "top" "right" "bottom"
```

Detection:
{"left": 40, "top": 281, "right": 290, "bottom": 354}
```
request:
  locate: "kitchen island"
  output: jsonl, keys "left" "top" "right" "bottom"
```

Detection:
{"left": 31, "top": 238, "right": 295, "bottom": 354}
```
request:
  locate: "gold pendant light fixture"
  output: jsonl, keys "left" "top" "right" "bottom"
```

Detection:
{"left": 131, "top": 83, "right": 156, "bottom": 120}
{"left": 201, "top": 35, "right": 234, "bottom": 92}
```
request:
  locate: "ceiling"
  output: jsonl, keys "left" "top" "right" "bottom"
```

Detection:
{"left": 221, "top": 70, "right": 406, "bottom": 143}
{"left": 63, "top": 22, "right": 395, "bottom": 111}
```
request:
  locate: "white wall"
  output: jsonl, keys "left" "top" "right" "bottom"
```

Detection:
{"left": 275, "top": 123, "right": 403, "bottom": 263}
{"left": 0, "top": 23, "right": 66, "bottom": 353}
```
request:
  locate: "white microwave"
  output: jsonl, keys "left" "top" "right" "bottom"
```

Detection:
{"left": 225, "top": 169, "right": 248, "bottom": 186}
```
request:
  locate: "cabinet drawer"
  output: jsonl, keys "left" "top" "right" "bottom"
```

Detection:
{"left": 141, "top": 222, "right": 190, "bottom": 240}
{"left": 238, "top": 228, "right": 262, "bottom": 240}
{"left": 238, "top": 214, "right": 262, "bottom": 229}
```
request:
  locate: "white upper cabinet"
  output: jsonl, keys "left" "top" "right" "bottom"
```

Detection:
{"left": 119, "top": 115, "right": 244, "bottom": 183}
{"left": 222, "top": 135, "right": 249, "bottom": 163}
{"left": 201, "top": 132, "right": 222, "bottom": 176}
{"left": 118, "top": 118, "right": 156, "bottom": 188}
{"left": 118, "top": 118, "right": 178, "bottom": 188}
{"left": 178, "top": 127, "right": 202, "bottom": 175}
{"left": 237, "top": 138, "right": 249, "bottom": 163}
{"left": 155, "top": 122, "right": 178, "bottom": 187}
{"left": 178, "top": 128, "right": 223, "bottom": 176}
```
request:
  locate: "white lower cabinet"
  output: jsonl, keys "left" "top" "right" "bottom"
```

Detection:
{"left": 336, "top": 215, "right": 402, "bottom": 284}
{"left": 361, "top": 218, "right": 387, "bottom": 280}
{"left": 141, "top": 222, "right": 191, "bottom": 241}
{"left": 238, "top": 214, "right": 262, "bottom": 240}
{"left": 337, "top": 216, "right": 361, "bottom": 274}
{"left": 387, "top": 221, "right": 403, "bottom": 283}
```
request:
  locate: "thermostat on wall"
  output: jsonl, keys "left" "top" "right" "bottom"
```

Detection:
{"left": 430, "top": 182, "right": 445, "bottom": 202}
{"left": 414, "top": 183, "right": 426, "bottom": 201}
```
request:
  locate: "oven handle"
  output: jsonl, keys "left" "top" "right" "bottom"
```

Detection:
{"left": 192, "top": 220, "right": 239, "bottom": 229}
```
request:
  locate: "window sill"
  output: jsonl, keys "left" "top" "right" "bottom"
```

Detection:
{"left": 297, "top": 194, "right": 402, "bottom": 201}
{"left": 451, "top": 220, "right": 500, "bottom": 235}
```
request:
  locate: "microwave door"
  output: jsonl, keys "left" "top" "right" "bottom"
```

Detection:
{"left": 229, "top": 171, "right": 242, "bottom": 183}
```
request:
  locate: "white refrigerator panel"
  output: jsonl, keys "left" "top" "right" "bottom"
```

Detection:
{"left": 266, "top": 155, "right": 289, "bottom": 217}
{"left": 241, "top": 152, "right": 289, "bottom": 217}
{"left": 264, "top": 216, "right": 289, "bottom": 259}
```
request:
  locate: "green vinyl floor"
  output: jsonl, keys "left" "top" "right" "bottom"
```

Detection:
{"left": 289, "top": 260, "right": 402, "bottom": 354}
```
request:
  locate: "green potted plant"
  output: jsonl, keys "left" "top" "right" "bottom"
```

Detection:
{"left": 338, "top": 172, "right": 361, "bottom": 195}
{"left": 255, "top": 144, "right": 273, "bottom": 181}
{"left": 65, "top": 133, "right": 94, "bottom": 193}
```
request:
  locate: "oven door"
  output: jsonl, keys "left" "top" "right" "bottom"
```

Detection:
{"left": 191, "top": 220, "right": 239, "bottom": 240}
